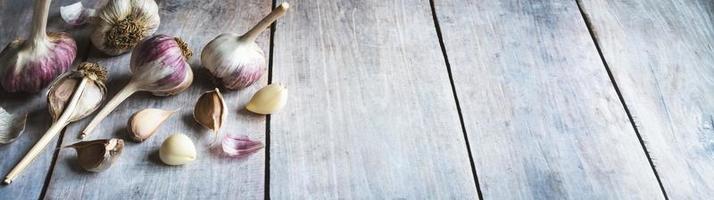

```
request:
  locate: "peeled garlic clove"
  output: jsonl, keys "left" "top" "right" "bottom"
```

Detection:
{"left": 222, "top": 135, "right": 263, "bottom": 157}
{"left": 83, "top": 0, "right": 160, "bottom": 55}
{"left": 201, "top": 3, "right": 289, "bottom": 89}
{"left": 1, "top": 0, "right": 77, "bottom": 93}
{"left": 128, "top": 108, "right": 175, "bottom": 142}
{"left": 193, "top": 88, "right": 226, "bottom": 132}
{"left": 159, "top": 134, "right": 196, "bottom": 165}
{"left": 0, "top": 107, "right": 27, "bottom": 144}
{"left": 81, "top": 35, "right": 193, "bottom": 138}
{"left": 66, "top": 138, "right": 124, "bottom": 172}
{"left": 246, "top": 84, "right": 288, "bottom": 114}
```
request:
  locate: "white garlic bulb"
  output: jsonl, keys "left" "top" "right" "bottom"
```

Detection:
{"left": 159, "top": 134, "right": 196, "bottom": 165}
{"left": 61, "top": 0, "right": 160, "bottom": 55}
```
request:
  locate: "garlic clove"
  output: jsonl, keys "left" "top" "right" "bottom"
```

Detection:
{"left": 87, "top": 0, "right": 160, "bottom": 55}
{"left": 1, "top": 0, "right": 77, "bottom": 93}
{"left": 0, "top": 107, "right": 27, "bottom": 144}
{"left": 66, "top": 138, "right": 124, "bottom": 172}
{"left": 81, "top": 35, "right": 193, "bottom": 139}
{"left": 201, "top": 3, "right": 289, "bottom": 90}
{"left": 159, "top": 134, "right": 197, "bottom": 166}
{"left": 59, "top": 2, "right": 96, "bottom": 26}
{"left": 128, "top": 108, "right": 175, "bottom": 142}
{"left": 193, "top": 88, "right": 227, "bottom": 132}
{"left": 246, "top": 84, "right": 288, "bottom": 115}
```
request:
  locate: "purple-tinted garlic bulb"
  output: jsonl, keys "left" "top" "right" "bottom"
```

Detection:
{"left": 201, "top": 3, "right": 289, "bottom": 90}
{"left": 81, "top": 34, "right": 193, "bottom": 139}
{"left": 0, "top": 0, "right": 77, "bottom": 93}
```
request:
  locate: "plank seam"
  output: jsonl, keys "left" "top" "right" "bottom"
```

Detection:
{"left": 428, "top": 0, "right": 483, "bottom": 198}
{"left": 265, "top": 0, "right": 277, "bottom": 199}
{"left": 574, "top": 1, "right": 669, "bottom": 199}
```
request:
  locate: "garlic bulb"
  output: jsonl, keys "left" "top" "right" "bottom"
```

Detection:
{"left": 128, "top": 108, "right": 175, "bottom": 142}
{"left": 193, "top": 88, "right": 226, "bottom": 139}
{"left": 66, "top": 138, "right": 124, "bottom": 172}
{"left": 4, "top": 63, "right": 107, "bottom": 184}
{"left": 60, "top": 0, "right": 160, "bottom": 55}
{"left": 81, "top": 34, "right": 193, "bottom": 139}
{"left": 246, "top": 83, "right": 288, "bottom": 114}
{"left": 0, "top": 0, "right": 77, "bottom": 93}
{"left": 201, "top": 3, "right": 289, "bottom": 90}
{"left": 159, "top": 134, "right": 196, "bottom": 165}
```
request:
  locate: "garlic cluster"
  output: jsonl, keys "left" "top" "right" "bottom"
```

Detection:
{"left": 61, "top": 0, "right": 160, "bottom": 55}
{"left": 81, "top": 34, "right": 193, "bottom": 139}
{"left": 66, "top": 138, "right": 124, "bottom": 172}
{"left": 128, "top": 108, "right": 175, "bottom": 142}
{"left": 201, "top": 3, "right": 289, "bottom": 90}
{"left": 159, "top": 134, "right": 196, "bottom": 165}
{"left": 4, "top": 62, "right": 107, "bottom": 184}
{"left": 1, "top": 0, "right": 77, "bottom": 93}
{"left": 247, "top": 84, "right": 288, "bottom": 114}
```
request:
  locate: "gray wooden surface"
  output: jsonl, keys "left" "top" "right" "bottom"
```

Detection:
{"left": 0, "top": 0, "right": 712, "bottom": 199}
{"left": 579, "top": 0, "right": 714, "bottom": 198}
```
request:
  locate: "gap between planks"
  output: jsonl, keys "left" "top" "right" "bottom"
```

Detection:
{"left": 428, "top": 0, "right": 484, "bottom": 198}
{"left": 574, "top": 0, "right": 668, "bottom": 199}
{"left": 265, "top": 0, "right": 277, "bottom": 199}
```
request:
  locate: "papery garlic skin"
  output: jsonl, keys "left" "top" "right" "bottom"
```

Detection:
{"left": 130, "top": 34, "right": 193, "bottom": 96}
{"left": 47, "top": 63, "right": 108, "bottom": 122}
{"left": 159, "top": 134, "right": 196, "bottom": 165}
{"left": 246, "top": 84, "right": 288, "bottom": 115}
{"left": 201, "top": 35, "right": 265, "bottom": 90}
{"left": 90, "top": 0, "right": 160, "bottom": 55}
{"left": 68, "top": 138, "right": 124, "bottom": 172}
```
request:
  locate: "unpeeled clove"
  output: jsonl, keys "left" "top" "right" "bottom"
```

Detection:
{"left": 201, "top": 3, "right": 289, "bottom": 89}
{"left": 60, "top": 0, "right": 160, "bottom": 55}
{"left": 128, "top": 108, "right": 175, "bottom": 142}
{"left": 222, "top": 135, "right": 263, "bottom": 157}
{"left": 193, "top": 88, "right": 226, "bottom": 140}
{"left": 4, "top": 62, "right": 107, "bottom": 184}
{"left": 81, "top": 34, "right": 193, "bottom": 139}
{"left": 1, "top": 0, "right": 77, "bottom": 93}
{"left": 65, "top": 138, "right": 124, "bottom": 172}
{"left": 246, "top": 83, "right": 288, "bottom": 115}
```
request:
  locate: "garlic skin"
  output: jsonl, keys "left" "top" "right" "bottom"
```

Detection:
{"left": 246, "top": 84, "right": 288, "bottom": 115}
{"left": 128, "top": 108, "right": 175, "bottom": 142}
{"left": 0, "top": 0, "right": 77, "bottom": 93}
{"left": 88, "top": 0, "right": 160, "bottom": 55}
{"left": 159, "top": 134, "right": 196, "bottom": 166}
{"left": 193, "top": 88, "right": 227, "bottom": 134}
{"left": 81, "top": 34, "right": 193, "bottom": 139}
{"left": 201, "top": 3, "right": 289, "bottom": 90}
{"left": 67, "top": 138, "right": 124, "bottom": 172}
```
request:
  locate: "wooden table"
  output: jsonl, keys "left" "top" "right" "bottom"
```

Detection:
{"left": 1, "top": 0, "right": 712, "bottom": 199}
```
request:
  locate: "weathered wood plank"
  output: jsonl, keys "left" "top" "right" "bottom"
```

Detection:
{"left": 43, "top": 0, "right": 271, "bottom": 199}
{"left": 434, "top": 0, "right": 664, "bottom": 198}
{"left": 0, "top": 0, "right": 92, "bottom": 198}
{"left": 270, "top": 0, "right": 478, "bottom": 198}
{"left": 579, "top": 0, "right": 714, "bottom": 198}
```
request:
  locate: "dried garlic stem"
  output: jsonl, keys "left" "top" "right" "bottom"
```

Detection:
{"left": 241, "top": 2, "right": 289, "bottom": 42}
{"left": 81, "top": 82, "right": 139, "bottom": 139}
{"left": 28, "top": 0, "right": 50, "bottom": 48}
{"left": 3, "top": 79, "right": 87, "bottom": 184}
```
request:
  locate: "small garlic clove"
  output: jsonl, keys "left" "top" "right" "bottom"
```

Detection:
{"left": 0, "top": 107, "right": 27, "bottom": 144}
{"left": 66, "top": 138, "right": 124, "bottom": 172}
{"left": 159, "top": 134, "right": 197, "bottom": 166}
{"left": 246, "top": 84, "right": 288, "bottom": 115}
{"left": 193, "top": 88, "right": 227, "bottom": 132}
{"left": 59, "top": 2, "right": 95, "bottom": 26}
{"left": 128, "top": 108, "right": 175, "bottom": 142}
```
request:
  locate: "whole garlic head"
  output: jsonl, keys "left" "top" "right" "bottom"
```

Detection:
{"left": 159, "top": 134, "right": 196, "bottom": 165}
{"left": 130, "top": 34, "right": 193, "bottom": 96}
{"left": 90, "top": 0, "right": 160, "bottom": 55}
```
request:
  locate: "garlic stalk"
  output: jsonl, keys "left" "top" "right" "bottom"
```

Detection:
{"left": 81, "top": 34, "right": 193, "bottom": 139}
{"left": 0, "top": 0, "right": 77, "bottom": 93}
{"left": 246, "top": 83, "right": 288, "bottom": 115}
{"left": 3, "top": 62, "right": 107, "bottom": 184}
{"left": 65, "top": 138, "right": 124, "bottom": 172}
{"left": 128, "top": 108, "right": 175, "bottom": 142}
{"left": 193, "top": 88, "right": 226, "bottom": 141}
{"left": 201, "top": 3, "right": 289, "bottom": 90}
{"left": 60, "top": 0, "right": 160, "bottom": 55}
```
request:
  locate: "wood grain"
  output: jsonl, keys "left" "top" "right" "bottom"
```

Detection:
{"left": 269, "top": 0, "right": 478, "bottom": 198}
{"left": 434, "top": 0, "right": 664, "bottom": 198}
{"left": 43, "top": 0, "right": 271, "bottom": 199}
{"left": 579, "top": 0, "right": 714, "bottom": 198}
{"left": 0, "top": 0, "right": 92, "bottom": 198}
